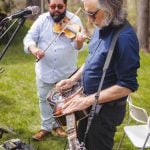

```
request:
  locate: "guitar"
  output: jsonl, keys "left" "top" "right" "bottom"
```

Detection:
{"left": 47, "top": 82, "right": 88, "bottom": 126}
{"left": 47, "top": 82, "right": 87, "bottom": 150}
{"left": 57, "top": 93, "right": 81, "bottom": 150}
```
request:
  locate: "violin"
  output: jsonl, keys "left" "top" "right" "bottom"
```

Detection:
{"left": 53, "top": 16, "right": 90, "bottom": 40}
{"left": 36, "top": 7, "right": 90, "bottom": 62}
{"left": 53, "top": 17, "right": 81, "bottom": 39}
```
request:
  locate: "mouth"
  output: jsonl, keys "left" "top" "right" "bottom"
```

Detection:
{"left": 54, "top": 11, "right": 61, "bottom": 15}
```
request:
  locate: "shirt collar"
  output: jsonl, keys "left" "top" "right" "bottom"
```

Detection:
{"left": 99, "top": 24, "right": 115, "bottom": 38}
{"left": 99, "top": 22, "right": 125, "bottom": 38}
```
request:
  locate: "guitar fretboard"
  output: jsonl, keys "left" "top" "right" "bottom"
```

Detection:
{"left": 66, "top": 113, "right": 80, "bottom": 150}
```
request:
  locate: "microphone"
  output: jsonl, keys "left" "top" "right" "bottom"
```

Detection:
{"left": 3, "top": 6, "right": 40, "bottom": 21}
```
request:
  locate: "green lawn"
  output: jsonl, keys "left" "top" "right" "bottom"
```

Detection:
{"left": 0, "top": 21, "right": 150, "bottom": 150}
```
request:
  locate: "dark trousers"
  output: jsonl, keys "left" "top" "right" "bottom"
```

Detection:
{"left": 77, "top": 102, "right": 126, "bottom": 150}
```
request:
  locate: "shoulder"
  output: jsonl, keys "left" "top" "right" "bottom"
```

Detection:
{"left": 120, "top": 25, "right": 137, "bottom": 37}
{"left": 115, "top": 24, "right": 139, "bottom": 60}
{"left": 118, "top": 24, "right": 139, "bottom": 49}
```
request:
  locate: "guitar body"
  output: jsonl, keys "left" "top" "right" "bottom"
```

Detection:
{"left": 47, "top": 82, "right": 87, "bottom": 149}
{"left": 53, "top": 109, "right": 88, "bottom": 126}
{"left": 47, "top": 82, "right": 88, "bottom": 126}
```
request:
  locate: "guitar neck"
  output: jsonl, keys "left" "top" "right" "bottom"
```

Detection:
{"left": 66, "top": 113, "right": 80, "bottom": 150}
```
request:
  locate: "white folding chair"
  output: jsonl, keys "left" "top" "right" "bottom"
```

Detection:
{"left": 117, "top": 96, "right": 150, "bottom": 150}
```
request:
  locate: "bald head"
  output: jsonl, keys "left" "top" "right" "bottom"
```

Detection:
{"left": 84, "top": 0, "right": 99, "bottom": 11}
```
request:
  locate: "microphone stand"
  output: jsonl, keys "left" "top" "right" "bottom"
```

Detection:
{"left": 0, "top": 19, "right": 18, "bottom": 39}
{"left": 0, "top": 17, "right": 26, "bottom": 61}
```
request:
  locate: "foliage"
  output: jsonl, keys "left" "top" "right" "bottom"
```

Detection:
{"left": 0, "top": 0, "right": 15, "bottom": 13}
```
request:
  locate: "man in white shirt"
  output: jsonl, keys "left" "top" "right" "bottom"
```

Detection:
{"left": 23, "top": 0, "right": 85, "bottom": 141}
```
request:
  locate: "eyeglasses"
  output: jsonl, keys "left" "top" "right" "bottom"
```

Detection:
{"left": 82, "top": 9, "right": 100, "bottom": 19}
{"left": 50, "top": 4, "right": 64, "bottom": 10}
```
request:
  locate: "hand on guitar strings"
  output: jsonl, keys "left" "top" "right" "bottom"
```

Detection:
{"left": 62, "top": 93, "right": 92, "bottom": 115}
{"left": 55, "top": 78, "right": 75, "bottom": 93}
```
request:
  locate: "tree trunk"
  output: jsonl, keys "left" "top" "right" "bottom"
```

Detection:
{"left": 26, "top": 0, "right": 46, "bottom": 13}
{"left": 0, "top": 0, "right": 15, "bottom": 14}
{"left": 26, "top": 0, "right": 41, "bottom": 7}
{"left": 137, "top": 0, "right": 149, "bottom": 52}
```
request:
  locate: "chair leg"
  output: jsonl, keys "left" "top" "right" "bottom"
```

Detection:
{"left": 117, "top": 132, "right": 126, "bottom": 150}
{"left": 141, "top": 133, "right": 150, "bottom": 150}
{"left": 116, "top": 99, "right": 131, "bottom": 150}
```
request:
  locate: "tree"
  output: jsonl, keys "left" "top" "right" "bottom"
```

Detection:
{"left": 137, "top": 0, "right": 150, "bottom": 52}
{"left": 0, "top": 0, "right": 15, "bottom": 14}
{"left": 26, "top": 0, "right": 41, "bottom": 7}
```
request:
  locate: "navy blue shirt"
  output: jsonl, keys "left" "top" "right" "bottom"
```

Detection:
{"left": 82, "top": 22, "right": 140, "bottom": 97}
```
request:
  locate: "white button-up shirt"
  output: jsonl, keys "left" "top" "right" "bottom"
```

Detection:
{"left": 24, "top": 11, "right": 84, "bottom": 83}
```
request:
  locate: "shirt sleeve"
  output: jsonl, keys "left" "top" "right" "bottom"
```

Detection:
{"left": 115, "top": 28, "right": 140, "bottom": 92}
{"left": 23, "top": 15, "right": 42, "bottom": 53}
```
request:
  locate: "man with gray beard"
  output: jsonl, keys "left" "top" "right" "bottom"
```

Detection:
{"left": 56, "top": 0, "right": 140, "bottom": 149}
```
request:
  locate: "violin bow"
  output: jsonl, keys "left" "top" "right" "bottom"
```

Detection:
{"left": 36, "top": 7, "right": 82, "bottom": 62}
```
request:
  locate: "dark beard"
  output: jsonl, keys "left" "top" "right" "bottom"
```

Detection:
{"left": 50, "top": 10, "right": 66, "bottom": 22}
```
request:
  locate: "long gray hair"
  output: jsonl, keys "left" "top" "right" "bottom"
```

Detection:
{"left": 98, "top": 0, "right": 127, "bottom": 26}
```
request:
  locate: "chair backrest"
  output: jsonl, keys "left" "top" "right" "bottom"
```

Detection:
{"left": 127, "top": 96, "right": 149, "bottom": 124}
{"left": 147, "top": 117, "right": 150, "bottom": 130}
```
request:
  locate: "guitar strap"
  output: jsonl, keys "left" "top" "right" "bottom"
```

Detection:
{"left": 81, "top": 21, "right": 130, "bottom": 146}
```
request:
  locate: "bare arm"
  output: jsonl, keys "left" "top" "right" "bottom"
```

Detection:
{"left": 86, "top": 85, "right": 132, "bottom": 105}
{"left": 55, "top": 64, "right": 84, "bottom": 91}
{"left": 62, "top": 85, "right": 132, "bottom": 114}
{"left": 70, "top": 64, "right": 84, "bottom": 82}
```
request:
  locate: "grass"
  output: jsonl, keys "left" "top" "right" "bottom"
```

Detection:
{"left": 0, "top": 19, "right": 150, "bottom": 150}
{"left": 114, "top": 51, "right": 150, "bottom": 150}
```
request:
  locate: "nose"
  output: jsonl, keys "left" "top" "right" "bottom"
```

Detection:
{"left": 55, "top": 6, "right": 59, "bottom": 10}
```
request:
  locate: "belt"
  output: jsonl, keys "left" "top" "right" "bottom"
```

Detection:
{"left": 105, "top": 100, "right": 126, "bottom": 107}
{"left": 88, "top": 100, "right": 126, "bottom": 116}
